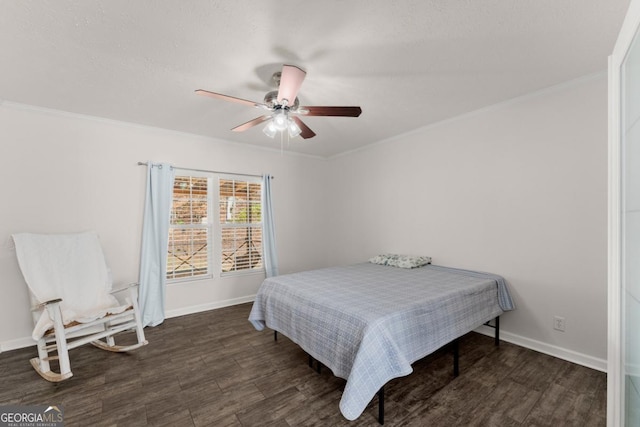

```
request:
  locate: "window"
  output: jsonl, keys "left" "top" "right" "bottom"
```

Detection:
{"left": 166, "top": 173, "right": 263, "bottom": 282}
{"left": 167, "top": 175, "right": 212, "bottom": 281}
{"left": 219, "top": 178, "right": 263, "bottom": 273}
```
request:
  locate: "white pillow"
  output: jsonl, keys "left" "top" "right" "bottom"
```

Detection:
{"left": 369, "top": 253, "right": 432, "bottom": 269}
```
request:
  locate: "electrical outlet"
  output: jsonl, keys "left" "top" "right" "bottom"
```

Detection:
{"left": 553, "top": 316, "right": 565, "bottom": 332}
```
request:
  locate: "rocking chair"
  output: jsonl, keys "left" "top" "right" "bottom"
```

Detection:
{"left": 12, "top": 231, "right": 147, "bottom": 382}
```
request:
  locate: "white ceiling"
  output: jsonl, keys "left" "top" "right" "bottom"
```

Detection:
{"left": 0, "top": 0, "right": 630, "bottom": 158}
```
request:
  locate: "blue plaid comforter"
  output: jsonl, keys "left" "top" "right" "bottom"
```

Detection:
{"left": 248, "top": 263, "right": 514, "bottom": 420}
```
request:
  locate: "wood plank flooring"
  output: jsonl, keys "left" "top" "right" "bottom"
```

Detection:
{"left": 0, "top": 303, "right": 606, "bottom": 426}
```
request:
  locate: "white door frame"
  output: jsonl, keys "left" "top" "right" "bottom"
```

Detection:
{"left": 608, "top": 1, "right": 640, "bottom": 425}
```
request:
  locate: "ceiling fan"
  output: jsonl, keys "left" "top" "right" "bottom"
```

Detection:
{"left": 195, "top": 64, "right": 362, "bottom": 139}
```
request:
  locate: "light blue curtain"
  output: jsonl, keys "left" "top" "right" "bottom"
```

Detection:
{"left": 262, "top": 174, "right": 279, "bottom": 277}
{"left": 139, "top": 162, "right": 175, "bottom": 327}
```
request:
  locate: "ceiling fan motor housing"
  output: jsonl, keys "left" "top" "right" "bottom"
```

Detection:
{"left": 264, "top": 90, "right": 299, "bottom": 110}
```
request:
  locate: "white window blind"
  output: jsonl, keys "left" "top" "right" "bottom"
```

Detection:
{"left": 167, "top": 175, "right": 212, "bottom": 280}
{"left": 219, "top": 178, "right": 263, "bottom": 273}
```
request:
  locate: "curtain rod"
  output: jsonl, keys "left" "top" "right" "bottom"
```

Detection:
{"left": 137, "top": 162, "right": 272, "bottom": 179}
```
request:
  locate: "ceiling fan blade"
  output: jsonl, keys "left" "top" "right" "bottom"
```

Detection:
{"left": 277, "top": 65, "right": 306, "bottom": 106}
{"left": 298, "top": 106, "right": 362, "bottom": 117}
{"left": 292, "top": 116, "right": 316, "bottom": 139}
{"left": 231, "top": 115, "right": 272, "bottom": 132}
{"left": 195, "top": 89, "right": 267, "bottom": 109}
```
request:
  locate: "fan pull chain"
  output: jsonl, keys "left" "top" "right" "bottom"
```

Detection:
{"left": 280, "top": 130, "right": 284, "bottom": 156}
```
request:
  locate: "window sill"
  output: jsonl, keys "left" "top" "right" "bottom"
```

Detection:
{"left": 167, "top": 274, "right": 213, "bottom": 286}
{"left": 220, "top": 269, "right": 265, "bottom": 279}
{"left": 165, "top": 269, "right": 265, "bottom": 284}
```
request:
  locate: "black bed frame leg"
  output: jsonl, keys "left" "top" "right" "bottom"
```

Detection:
{"left": 483, "top": 316, "right": 501, "bottom": 346}
{"left": 307, "top": 354, "right": 322, "bottom": 373}
{"left": 274, "top": 330, "right": 278, "bottom": 341}
{"left": 453, "top": 338, "right": 459, "bottom": 377}
{"left": 377, "top": 386, "right": 385, "bottom": 425}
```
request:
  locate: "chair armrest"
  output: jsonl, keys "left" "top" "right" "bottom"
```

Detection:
{"left": 32, "top": 298, "right": 62, "bottom": 312}
{"left": 110, "top": 283, "right": 139, "bottom": 294}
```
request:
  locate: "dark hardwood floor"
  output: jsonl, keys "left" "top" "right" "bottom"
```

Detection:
{"left": 0, "top": 303, "right": 606, "bottom": 426}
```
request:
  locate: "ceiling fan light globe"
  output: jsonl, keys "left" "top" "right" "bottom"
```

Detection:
{"left": 288, "top": 120, "right": 302, "bottom": 138}
{"left": 262, "top": 122, "right": 277, "bottom": 138}
{"left": 273, "top": 112, "right": 289, "bottom": 131}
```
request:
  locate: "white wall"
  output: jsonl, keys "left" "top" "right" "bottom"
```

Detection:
{"left": 326, "top": 75, "right": 609, "bottom": 369}
{"left": 0, "top": 103, "right": 329, "bottom": 350}
{"left": 0, "top": 74, "right": 610, "bottom": 371}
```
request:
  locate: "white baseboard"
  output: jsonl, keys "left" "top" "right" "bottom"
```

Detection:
{"left": 164, "top": 295, "right": 255, "bottom": 319}
{"left": 1, "top": 336, "right": 36, "bottom": 352}
{"left": 475, "top": 324, "right": 607, "bottom": 372}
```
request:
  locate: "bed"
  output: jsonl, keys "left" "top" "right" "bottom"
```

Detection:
{"left": 248, "top": 261, "right": 515, "bottom": 422}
